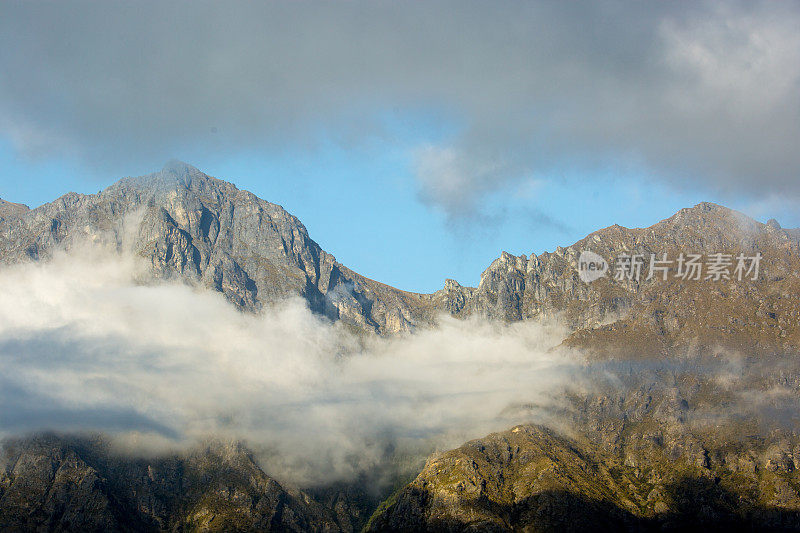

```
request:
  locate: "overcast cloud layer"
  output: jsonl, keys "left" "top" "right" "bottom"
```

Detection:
{"left": 1, "top": 1, "right": 798, "bottom": 216}
{"left": 0, "top": 252, "right": 578, "bottom": 485}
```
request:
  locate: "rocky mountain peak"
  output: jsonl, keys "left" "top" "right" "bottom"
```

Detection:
{"left": 154, "top": 159, "right": 238, "bottom": 197}
{"left": 104, "top": 160, "right": 243, "bottom": 211}
{"left": 0, "top": 164, "right": 438, "bottom": 334}
{"left": 443, "top": 278, "right": 462, "bottom": 291}
{"left": 161, "top": 159, "right": 201, "bottom": 179}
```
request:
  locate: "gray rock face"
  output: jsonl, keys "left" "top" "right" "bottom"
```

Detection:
{"left": 0, "top": 162, "right": 436, "bottom": 334}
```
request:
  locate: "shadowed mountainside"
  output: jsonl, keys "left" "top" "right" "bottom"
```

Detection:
{"left": 0, "top": 435, "right": 375, "bottom": 532}
{"left": 367, "top": 422, "right": 800, "bottom": 532}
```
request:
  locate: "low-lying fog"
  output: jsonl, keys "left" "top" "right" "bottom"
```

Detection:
{"left": 0, "top": 250, "right": 582, "bottom": 486}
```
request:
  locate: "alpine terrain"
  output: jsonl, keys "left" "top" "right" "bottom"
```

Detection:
{"left": 2, "top": 163, "right": 800, "bottom": 532}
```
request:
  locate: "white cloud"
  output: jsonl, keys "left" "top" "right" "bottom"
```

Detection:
{"left": 0, "top": 251, "right": 579, "bottom": 486}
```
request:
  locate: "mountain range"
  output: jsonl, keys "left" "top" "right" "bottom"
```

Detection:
{"left": 2, "top": 161, "right": 798, "bottom": 351}
{"left": 2, "top": 162, "right": 800, "bottom": 532}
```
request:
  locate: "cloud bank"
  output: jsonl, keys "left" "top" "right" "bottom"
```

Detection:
{"left": 0, "top": 251, "right": 579, "bottom": 485}
{"left": 1, "top": 1, "right": 799, "bottom": 216}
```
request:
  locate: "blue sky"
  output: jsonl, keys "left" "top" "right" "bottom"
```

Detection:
{"left": 1, "top": 2, "right": 798, "bottom": 293}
